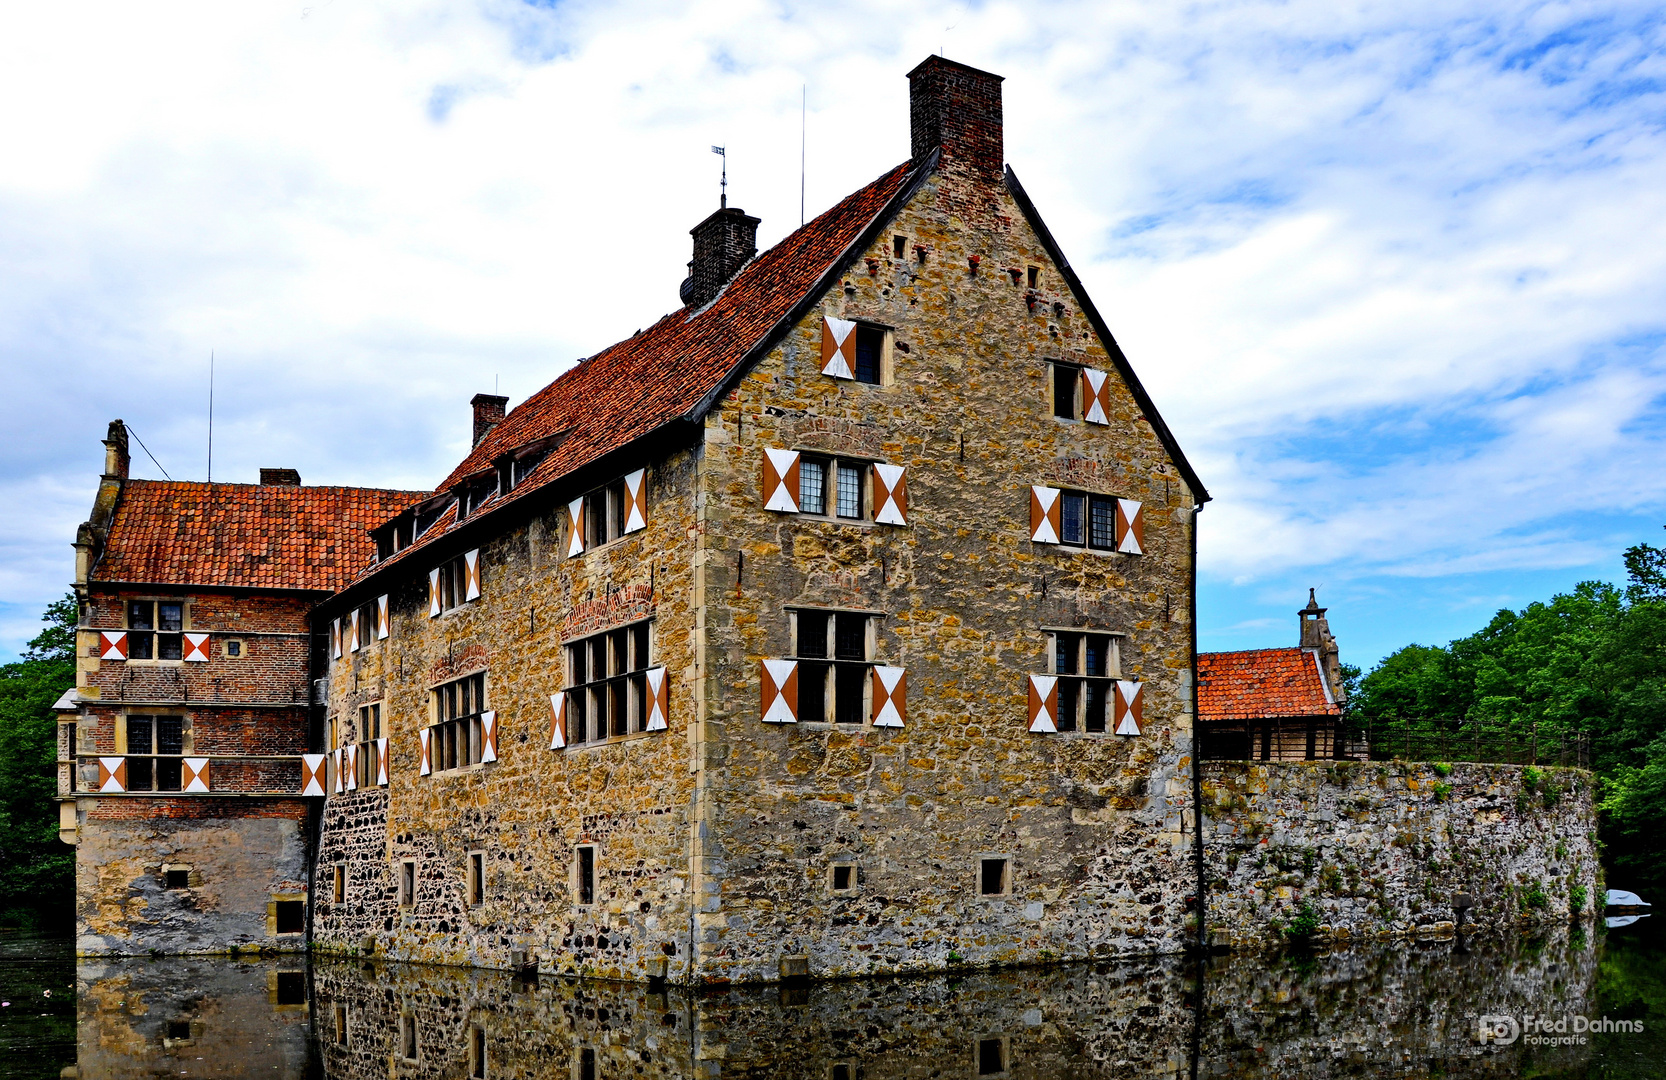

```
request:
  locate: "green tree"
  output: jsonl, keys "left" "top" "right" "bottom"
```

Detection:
{"left": 0, "top": 594, "right": 77, "bottom": 927}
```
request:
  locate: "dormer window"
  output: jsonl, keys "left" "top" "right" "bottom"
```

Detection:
{"left": 374, "top": 515, "right": 414, "bottom": 561}
{"left": 414, "top": 498, "right": 450, "bottom": 540}
{"left": 511, "top": 447, "right": 549, "bottom": 489}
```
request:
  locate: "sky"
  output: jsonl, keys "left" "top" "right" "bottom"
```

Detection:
{"left": 2, "top": 0, "right": 1663, "bottom": 669}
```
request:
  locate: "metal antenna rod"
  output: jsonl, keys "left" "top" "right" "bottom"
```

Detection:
{"left": 800, "top": 86, "right": 806, "bottom": 227}
{"left": 711, "top": 145, "right": 726, "bottom": 208}
{"left": 207, "top": 350, "right": 214, "bottom": 482}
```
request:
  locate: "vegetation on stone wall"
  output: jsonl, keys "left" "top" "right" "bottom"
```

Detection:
{"left": 1350, "top": 534, "right": 1666, "bottom": 897}
{"left": 0, "top": 595, "right": 76, "bottom": 927}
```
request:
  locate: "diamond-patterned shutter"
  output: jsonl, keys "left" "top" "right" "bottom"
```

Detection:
{"left": 761, "top": 659, "right": 799, "bottom": 723}
{"left": 183, "top": 633, "right": 211, "bottom": 662}
{"left": 872, "top": 666, "right": 906, "bottom": 728}
{"left": 623, "top": 469, "right": 647, "bottom": 534}
{"left": 821, "top": 316, "right": 858, "bottom": 379}
{"left": 1027, "top": 675, "right": 1059, "bottom": 733}
{"left": 645, "top": 667, "right": 669, "bottom": 731}
{"left": 762, "top": 449, "right": 801, "bottom": 513}
{"left": 463, "top": 549, "right": 481, "bottom": 601}
{"left": 1115, "top": 500, "right": 1145, "bottom": 555}
{"left": 97, "top": 757, "right": 127, "bottom": 793}
{"left": 1081, "top": 368, "right": 1112, "bottom": 425}
{"left": 99, "top": 631, "right": 127, "bottom": 661}
{"left": 1030, "top": 486, "right": 1061, "bottom": 544}
{"left": 182, "top": 757, "right": 209, "bottom": 793}
{"left": 873, "top": 464, "right": 908, "bottom": 526}
{"left": 567, "top": 498, "right": 586, "bottom": 557}
{"left": 376, "top": 738, "right": 390, "bottom": 785}
{"left": 429, "top": 569, "right": 442, "bottom": 617}
{"left": 480, "top": 711, "right": 498, "bottom": 763}
{"left": 1114, "top": 680, "right": 1144, "bottom": 735}
{"left": 301, "top": 754, "right": 327, "bottom": 797}
{"left": 331, "top": 618, "right": 342, "bottom": 658}
{"left": 331, "top": 749, "right": 342, "bottom": 794}
{"left": 348, "top": 609, "right": 361, "bottom": 653}
{"left": 548, "top": 694, "right": 567, "bottom": 749}
{"left": 376, "top": 595, "right": 390, "bottom": 639}
{"left": 418, "top": 728, "right": 432, "bottom": 776}
{"left": 344, "top": 744, "right": 358, "bottom": 791}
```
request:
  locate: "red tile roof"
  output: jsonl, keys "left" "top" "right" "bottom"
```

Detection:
{"left": 1197, "top": 647, "right": 1341, "bottom": 722}
{"left": 95, "top": 480, "right": 430, "bottom": 593}
{"left": 355, "top": 158, "right": 926, "bottom": 585}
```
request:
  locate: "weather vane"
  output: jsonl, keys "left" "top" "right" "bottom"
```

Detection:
{"left": 711, "top": 145, "right": 726, "bottom": 208}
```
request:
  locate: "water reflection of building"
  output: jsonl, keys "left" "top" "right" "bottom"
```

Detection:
{"left": 74, "top": 930, "right": 1599, "bottom": 1078}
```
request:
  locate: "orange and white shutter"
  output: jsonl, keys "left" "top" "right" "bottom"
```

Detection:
{"left": 1027, "top": 675, "right": 1059, "bottom": 733}
{"left": 344, "top": 744, "right": 358, "bottom": 791}
{"left": 182, "top": 757, "right": 209, "bottom": 793}
{"left": 623, "top": 469, "right": 647, "bottom": 534}
{"left": 1115, "top": 500, "right": 1144, "bottom": 555}
{"left": 480, "top": 711, "right": 498, "bottom": 763}
{"left": 645, "top": 667, "right": 669, "bottom": 731}
{"left": 463, "top": 549, "right": 481, "bottom": 601}
{"left": 418, "top": 728, "right": 432, "bottom": 776}
{"left": 429, "top": 568, "right": 442, "bottom": 617}
{"left": 99, "top": 631, "right": 127, "bottom": 660}
{"left": 376, "top": 738, "right": 389, "bottom": 785}
{"left": 873, "top": 464, "right": 908, "bottom": 526}
{"left": 376, "top": 595, "right": 390, "bottom": 639}
{"left": 1030, "top": 486, "right": 1061, "bottom": 544}
{"left": 567, "top": 498, "right": 586, "bottom": 557}
{"left": 98, "top": 757, "right": 127, "bottom": 793}
{"left": 331, "top": 618, "right": 342, "bottom": 658}
{"left": 762, "top": 449, "right": 801, "bottom": 513}
{"left": 872, "top": 666, "right": 906, "bottom": 728}
{"left": 183, "top": 633, "right": 211, "bottom": 662}
{"left": 301, "top": 754, "right": 327, "bottom": 796}
{"left": 821, "top": 316, "right": 858, "bottom": 379}
{"left": 761, "top": 659, "right": 799, "bottom": 723}
{"left": 348, "top": 609, "right": 361, "bottom": 653}
{"left": 548, "top": 694, "right": 567, "bottom": 750}
{"left": 1081, "top": 368, "right": 1112, "bottom": 425}
{"left": 1114, "top": 681, "right": 1144, "bottom": 735}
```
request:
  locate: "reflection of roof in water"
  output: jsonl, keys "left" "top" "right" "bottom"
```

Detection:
{"left": 1606, "top": 914, "right": 1650, "bottom": 928}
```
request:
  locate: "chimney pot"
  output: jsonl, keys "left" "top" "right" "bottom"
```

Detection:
{"left": 471, "top": 394, "right": 509, "bottom": 448}
{"left": 259, "top": 468, "right": 301, "bottom": 486}
{"left": 907, "top": 55, "right": 1004, "bottom": 181}
{"left": 103, "top": 420, "right": 130, "bottom": 480}
{"left": 685, "top": 207, "right": 759, "bottom": 308}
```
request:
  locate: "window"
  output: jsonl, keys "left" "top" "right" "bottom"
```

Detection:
{"left": 797, "top": 456, "right": 871, "bottom": 521}
{"left": 791, "top": 610, "right": 880, "bottom": 725}
{"left": 429, "top": 672, "right": 487, "bottom": 771}
{"left": 1027, "top": 266, "right": 1039, "bottom": 288}
{"left": 126, "top": 600, "right": 184, "bottom": 661}
{"left": 399, "top": 859, "right": 416, "bottom": 908}
{"left": 223, "top": 639, "right": 243, "bottom": 658}
{"left": 893, "top": 234, "right": 907, "bottom": 258}
{"left": 853, "top": 323, "right": 885, "bottom": 384}
{"left": 1051, "top": 362, "right": 1080, "bottom": 420}
{"left": 830, "top": 865, "right": 855, "bottom": 893}
{"left": 399, "top": 1014, "right": 420, "bottom": 1062}
{"left": 333, "top": 864, "right": 345, "bottom": 904}
{"left": 468, "top": 1024, "right": 487, "bottom": 1079}
{"left": 167, "top": 1020, "right": 192, "bottom": 1041}
{"left": 468, "top": 851, "right": 485, "bottom": 906}
{"left": 274, "top": 900, "right": 305, "bottom": 934}
{"left": 979, "top": 858, "right": 1010, "bottom": 897}
{"left": 585, "top": 477, "right": 630, "bottom": 548}
{"left": 457, "top": 479, "right": 494, "bottom": 519}
{"left": 563, "top": 621, "right": 653, "bottom": 746}
{"left": 124, "top": 714, "right": 184, "bottom": 791}
{"left": 1048, "top": 631, "right": 1122, "bottom": 733}
{"left": 508, "top": 446, "right": 550, "bottom": 491}
{"left": 978, "top": 1037, "right": 1008, "bottom": 1075}
{"left": 275, "top": 972, "right": 305, "bottom": 1007}
{"left": 352, "top": 603, "right": 375, "bottom": 649}
{"left": 165, "top": 867, "right": 190, "bottom": 889}
{"left": 66, "top": 722, "right": 77, "bottom": 792}
{"left": 1054, "top": 490, "right": 1120, "bottom": 550}
{"left": 576, "top": 846, "right": 595, "bottom": 906}
{"left": 435, "top": 555, "right": 471, "bottom": 613}
{"left": 354, "top": 703, "right": 382, "bottom": 786}
{"left": 579, "top": 1048, "right": 597, "bottom": 1080}
{"left": 334, "top": 1004, "right": 349, "bottom": 1047}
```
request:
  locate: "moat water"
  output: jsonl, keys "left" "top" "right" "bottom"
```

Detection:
{"left": 5, "top": 918, "right": 1663, "bottom": 1079}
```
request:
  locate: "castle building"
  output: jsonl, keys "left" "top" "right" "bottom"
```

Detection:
{"left": 60, "top": 423, "right": 423, "bottom": 954}
{"left": 310, "top": 56, "right": 1208, "bottom": 983}
{"left": 65, "top": 56, "right": 1213, "bottom": 978}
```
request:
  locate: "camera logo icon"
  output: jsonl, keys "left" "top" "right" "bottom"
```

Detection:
{"left": 1477, "top": 1016, "right": 1520, "bottom": 1045}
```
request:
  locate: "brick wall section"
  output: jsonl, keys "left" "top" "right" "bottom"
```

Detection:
{"left": 1201, "top": 761, "right": 1600, "bottom": 946}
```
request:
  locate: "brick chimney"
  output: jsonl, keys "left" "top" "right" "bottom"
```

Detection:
{"left": 907, "top": 56, "right": 1004, "bottom": 183}
{"left": 471, "top": 394, "right": 509, "bottom": 448}
{"left": 259, "top": 468, "right": 301, "bottom": 486}
{"left": 684, "top": 206, "right": 760, "bottom": 308}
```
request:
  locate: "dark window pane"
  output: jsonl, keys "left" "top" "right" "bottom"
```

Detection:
{"left": 610, "top": 630, "right": 627, "bottom": 676}
{"left": 1053, "top": 365, "right": 1077, "bottom": 418}
{"left": 799, "top": 662, "right": 828, "bottom": 723}
{"left": 129, "top": 633, "right": 154, "bottom": 660}
{"left": 835, "top": 614, "right": 867, "bottom": 661}
{"left": 854, "top": 324, "right": 883, "bottom": 383}
{"left": 568, "top": 644, "right": 585, "bottom": 686}
{"left": 276, "top": 972, "right": 305, "bottom": 1006}
{"left": 128, "top": 717, "right": 153, "bottom": 754}
{"left": 474, "top": 674, "right": 486, "bottom": 711}
{"left": 128, "top": 601, "right": 154, "bottom": 630}
{"left": 1089, "top": 496, "right": 1116, "bottom": 549}
{"left": 631, "top": 672, "right": 647, "bottom": 731}
{"left": 567, "top": 690, "right": 586, "bottom": 745}
{"left": 1057, "top": 679, "right": 1079, "bottom": 731}
{"left": 835, "top": 664, "right": 865, "bottom": 725}
{"left": 165, "top": 869, "right": 190, "bottom": 889}
{"left": 632, "top": 624, "right": 650, "bottom": 671}
{"left": 590, "top": 639, "right": 607, "bottom": 684}
{"left": 158, "top": 634, "right": 182, "bottom": 661}
{"left": 979, "top": 1037, "right": 1006, "bottom": 1074}
{"left": 609, "top": 680, "right": 627, "bottom": 738}
{"left": 158, "top": 603, "right": 182, "bottom": 632}
{"left": 578, "top": 847, "right": 595, "bottom": 905}
{"left": 1085, "top": 635, "right": 1109, "bottom": 677}
{"left": 1055, "top": 633, "right": 1079, "bottom": 675}
{"left": 610, "top": 480, "right": 626, "bottom": 538}
{"left": 1060, "top": 494, "right": 1085, "bottom": 545}
{"left": 587, "top": 490, "right": 609, "bottom": 546}
{"left": 1085, "top": 682, "right": 1108, "bottom": 733}
{"left": 836, "top": 463, "right": 863, "bottom": 518}
{"left": 128, "top": 755, "right": 154, "bottom": 792}
{"left": 799, "top": 459, "right": 826, "bottom": 514}
{"left": 156, "top": 757, "right": 182, "bottom": 791}
{"left": 274, "top": 900, "right": 305, "bottom": 934}
{"left": 797, "top": 614, "right": 827, "bottom": 659}
{"left": 979, "top": 860, "right": 1006, "bottom": 896}
{"left": 156, "top": 717, "right": 183, "bottom": 755}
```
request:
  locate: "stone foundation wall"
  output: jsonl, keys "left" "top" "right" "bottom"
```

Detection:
{"left": 1201, "top": 761, "right": 1599, "bottom": 947}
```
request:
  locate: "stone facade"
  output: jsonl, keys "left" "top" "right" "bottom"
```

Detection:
{"left": 1201, "top": 760, "right": 1600, "bottom": 947}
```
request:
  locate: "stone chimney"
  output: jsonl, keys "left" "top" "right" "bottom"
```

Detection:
{"left": 907, "top": 55, "right": 1004, "bottom": 182}
{"left": 683, "top": 207, "right": 760, "bottom": 309}
{"left": 259, "top": 468, "right": 301, "bottom": 486}
{"left": 103, "top": 419, "right": 130, "bottom": 480}
{"left": 471, "top": 394, "right": 509, "bottom": 448}
{"left": 1299, "top": 589, "right": 1347, "bottom": 703}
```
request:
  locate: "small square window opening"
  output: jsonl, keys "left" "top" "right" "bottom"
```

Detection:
{"left": 224, "top": 639, "right": 242, "bottom": 658}
{"left": 165, "top": 868, "right": 190, "bottom": 889}
{"left": 978, "top": 1037, "right": 1008, "bottom": 1075}
{"left": 274, "top": 900, "right": 304, "bottom": 935}
{"left": 1027, "top": 266, "right": 1039, "bottom": 289}
{"left": 399, "top": 859, "right": 416, "bottom": 908}
{"left": 1051, "top": 362, "right": 1080, "bottom": 420}
{"left": 893, "top": 235, "right": 907, "bottom": 259}
{"left": 831, "top": 865, "right": 854, "bottom": 892}
{"left": 980, "top": 858, "right": 1009, "bottom": 897}
{"left": 853, "top": 324, "right": 885, "bottom": 384}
